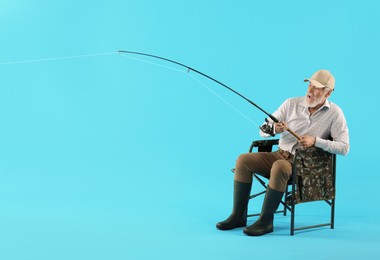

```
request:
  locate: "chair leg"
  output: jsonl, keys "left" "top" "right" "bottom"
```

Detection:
{"left": 331, "top": 198, "right": 335, "bottom": 229}
{"left": 290, "top": 203, "right": 295, "bottom": 236}
{"left": 283, "top": 185, "right": 288, "bottom": 216}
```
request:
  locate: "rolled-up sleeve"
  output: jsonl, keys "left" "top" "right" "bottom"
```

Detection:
{"left": 314, "top": 107, "right": 350, "bottom": 155}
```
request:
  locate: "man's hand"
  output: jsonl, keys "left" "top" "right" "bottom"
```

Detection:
{"left": 274, "top": 122, "right": 287, "bottom": 133}
{"left": 299, "top": 136, "right": 316, "bottom": 148}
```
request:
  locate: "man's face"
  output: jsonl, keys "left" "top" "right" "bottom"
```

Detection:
{"left": 305, "top": 83, "right": 329, "bottom": 108}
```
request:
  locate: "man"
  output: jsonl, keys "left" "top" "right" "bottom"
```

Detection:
{"left": 216, "top": 69, "right": 349, "bottom": 236}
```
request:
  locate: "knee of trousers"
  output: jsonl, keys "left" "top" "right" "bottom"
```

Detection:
{"left": 235, "top": 153, "right": 253, "bottom": 174}
{"left": 234, "top": 153, "right": 254, "bottom": 182}
{"left": 270, "top": 160, "right": 292, "bottom": 190}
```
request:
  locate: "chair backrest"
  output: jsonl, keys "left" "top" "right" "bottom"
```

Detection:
{"left": 287, "top": 147, "right": 336, "bottom": 205}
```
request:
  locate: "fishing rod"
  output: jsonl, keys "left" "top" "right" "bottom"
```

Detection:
{"left": 117, "top": 50, "right": 301, "bottom": 140}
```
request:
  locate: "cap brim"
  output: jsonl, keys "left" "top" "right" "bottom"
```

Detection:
{"left": 304, "top": 79, "right": 326, "bottom": 89}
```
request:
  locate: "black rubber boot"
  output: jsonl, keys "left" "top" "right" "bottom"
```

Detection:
{"left": 243, "top": 187, "right": 284, "bottom": 236}
{"left": 216, "top": 181, "right": 252, "bottom": 230}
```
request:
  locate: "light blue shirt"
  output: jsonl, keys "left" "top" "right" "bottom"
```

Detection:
{"left": 260, "top": 97, "right": 349, "bottom": 155}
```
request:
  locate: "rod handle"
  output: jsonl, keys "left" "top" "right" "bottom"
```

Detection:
{"left": 285, "top": 127, "right": 302, "bottom": 140}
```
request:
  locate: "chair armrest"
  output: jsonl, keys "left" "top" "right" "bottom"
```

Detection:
{"left": 249, "top": 139, "right": 279, "bottom": 153}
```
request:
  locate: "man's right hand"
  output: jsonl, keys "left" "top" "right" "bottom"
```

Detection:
{"left": 274, "top": 122, "right": 287, "bottom": 133}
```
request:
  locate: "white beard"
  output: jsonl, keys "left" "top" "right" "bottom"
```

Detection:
{"left": 305, "top": 94, "right": 325, "bottom": 108}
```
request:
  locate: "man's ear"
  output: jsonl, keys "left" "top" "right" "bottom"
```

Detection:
{"left": 325, "top": 89, "right": 332, "bottom": 99}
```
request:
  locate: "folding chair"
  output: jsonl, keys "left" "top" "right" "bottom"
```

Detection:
{"left": 246, "top": 139, "right": 337, "bottom": 235}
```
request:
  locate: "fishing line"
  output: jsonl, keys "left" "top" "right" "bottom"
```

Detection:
{"left": 0, "top": 51, "right": 115, "bottom": 66}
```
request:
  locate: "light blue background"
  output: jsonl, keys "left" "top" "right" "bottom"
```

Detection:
{"left": 0, "top": 0, "right": 379, "bottom": 259}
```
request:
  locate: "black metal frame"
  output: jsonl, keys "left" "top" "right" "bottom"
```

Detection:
{"left": 247, "top": 139, "right": 336, "bottom": 236}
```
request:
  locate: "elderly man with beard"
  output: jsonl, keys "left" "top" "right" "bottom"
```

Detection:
{"left": 216, "top": 69, "right": 349, "bottom": 236}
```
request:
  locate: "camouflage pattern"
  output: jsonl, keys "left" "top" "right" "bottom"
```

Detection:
{"left": 286, "top": 147, "right": 335, "bottom": 205}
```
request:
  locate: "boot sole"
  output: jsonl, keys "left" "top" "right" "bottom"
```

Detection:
{"left": 243, "top": 227, "right": 273, "bottom": 236}
{"left": 216, "top": 223, "right": 246, "bottom": 230}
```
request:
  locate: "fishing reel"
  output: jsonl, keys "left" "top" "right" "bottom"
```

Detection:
{"left": 259, "top": 118, "right": 275, "bottom": 137}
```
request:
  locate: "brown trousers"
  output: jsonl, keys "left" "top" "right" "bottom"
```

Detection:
{"left": 234, "top": 150, "right": 294, "bottom": 192}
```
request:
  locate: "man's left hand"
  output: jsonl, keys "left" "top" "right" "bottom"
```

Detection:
{"left": 299, "top": 136, "right": 316, "bottom": 148}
